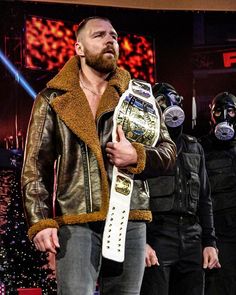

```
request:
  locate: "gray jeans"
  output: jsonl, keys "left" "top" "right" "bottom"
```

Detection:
{"left": 56, "top": 221, "right": 146, "bottom": 295}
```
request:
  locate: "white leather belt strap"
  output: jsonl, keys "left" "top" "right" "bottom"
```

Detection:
{"left": 102, "top": 79, "right": 160, "bottom": 262}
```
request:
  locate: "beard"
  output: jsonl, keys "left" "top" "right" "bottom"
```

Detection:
{"left": 84, "top": 47, "right": 118, "bottom": 73}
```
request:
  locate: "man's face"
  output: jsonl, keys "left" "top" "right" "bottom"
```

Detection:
{"left": 76, "top": 19, "right": 119, "bottom": 73}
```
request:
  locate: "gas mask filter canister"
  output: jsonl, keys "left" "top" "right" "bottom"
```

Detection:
{"left": 163, "top": 105, "right": 185, "bottom": 128}
{"left": 214, "top": 122, "right": 235, "bottom": 141}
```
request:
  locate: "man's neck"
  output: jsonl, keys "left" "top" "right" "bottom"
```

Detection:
{"left": 79, "top": 64, "right": 110, "bottom": 118}
{"left": 80, "top": 64, "right": 110, "bottom": 91}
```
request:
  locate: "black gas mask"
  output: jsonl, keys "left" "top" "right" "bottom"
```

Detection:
{"left": 153, "top": 83, "right": 185, "bottom": 128}
{"left": 210, "top": 92, "right": 236, "bottom": 141}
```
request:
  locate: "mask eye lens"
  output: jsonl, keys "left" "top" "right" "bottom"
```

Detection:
{"left": 176, "top": 96, "right": 182, "bottom": 103}
{"left": 227, "top": 108, "right": 236, "bottom": 117}
{"left": 157, "top": 96, "right": 166, "bottom": 106}
{"left": 214, "top": 109, "right": 221, "bottom": 117}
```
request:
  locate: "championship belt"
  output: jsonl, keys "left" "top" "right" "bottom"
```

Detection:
{"left": 102, "top": 79, "right": 160, "bottom": 262}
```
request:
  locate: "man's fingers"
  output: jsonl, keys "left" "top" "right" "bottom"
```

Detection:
{"left": 145, "top": 257, "right": 152, "bottom": 267}
{"left": 203, "top": 253, "right": 220, "bottom": 269}
{"left": 207, "top": 258, "right": 215, "bottom": 269}
{"left": 44, "top": 238, "right": 57, "bottom": 254}
{"left": 116, "top": 125, "right": 125, "bottom": 141}
{"left": 34, "top": 238, "right": 46, "bottom": 252}
{"left": 145, "top": 244, "right": 159, "bottom": 267}
{"left": 51, "top": 228, "right": 60, "bottom": 249}
{"left": 34, "top": 240, "right": 41, "bottom": 251}
{"left": 145, "top": 255, "right": 159, "bottom": 267}
{"left": 214, "top": 261, "right": 221, "bottom": 269}
{"left": 33, "top": 234, "right": 46, "bottom": 251}
{"left": 150, "top": 252, "right": 159, "bottom": 266}
{"left": 106, "top": 142, "right": 115, "bottom": 150}
{"left": 208, "top": 257, "right": 221, "bottom": 269}
{"left": 203, "top": 256, "right": 208, "bottom": 269}
{"left": 33, "top": 228, "right": 58, "bottom": 254}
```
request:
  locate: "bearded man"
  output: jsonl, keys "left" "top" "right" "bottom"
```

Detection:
{"left": 21, "top": 16, "right": 176, "bottom": 295}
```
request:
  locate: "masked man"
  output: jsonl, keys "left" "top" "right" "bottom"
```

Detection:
{"left": 200, "top": 92, "right": 236, "bottom": 295}
{"left": 141, "top": 83, "right": 219, "bottom": 295}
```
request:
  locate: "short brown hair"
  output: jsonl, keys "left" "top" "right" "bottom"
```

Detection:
{"left": 75, "top": 16, "right": 112, "bottom": 40}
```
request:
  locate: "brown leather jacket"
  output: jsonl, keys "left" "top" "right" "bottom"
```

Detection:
{"left": 21, "top": 56, "right": 176, "bottom": 239}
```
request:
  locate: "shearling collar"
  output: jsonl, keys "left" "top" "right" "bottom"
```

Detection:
{"left": 47, "top": 55, "right": 130, "bottom": 152}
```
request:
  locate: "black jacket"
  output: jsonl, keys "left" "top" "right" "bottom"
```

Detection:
{"left": 200, "top": 134, "right": 236, "bottom": 213}
{"left": 148, "top": 134, "right": 216, "bottom": 247}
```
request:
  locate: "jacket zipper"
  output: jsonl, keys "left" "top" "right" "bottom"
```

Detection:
{"left": 53, "top": 155, "right": 61, "bottom": 217}
{"left": 85, "top": 144, "right": 93, "bottom": 212}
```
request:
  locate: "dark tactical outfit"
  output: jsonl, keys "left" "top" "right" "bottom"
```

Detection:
{"left": 141, "top": 83, "right": 216, "bottom": 295}
{"left": 200, "top": 92, "right": 236, "bottom": 295}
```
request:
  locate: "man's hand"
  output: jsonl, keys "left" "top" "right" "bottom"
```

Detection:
{"left": 145, "top": 244, "right": 159, "bottom": 267}
{"left": 203, "top": 246, "right": 221, "bottom": 269}
{"left": 106, "top": 125, "right": 138, "bottom": 167}
{"left": 33, "top": 228, "right": 60, "bottom": 254}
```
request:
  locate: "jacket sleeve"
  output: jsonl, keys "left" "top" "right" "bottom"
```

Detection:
{"left": 21, "top": 91, "right": 59, "bottom": 240}
{"left": 126, "top": 107, "right": 176, "bottom": 179}
{"left": 198, "top": 143, "right": 217, "bottom": 248}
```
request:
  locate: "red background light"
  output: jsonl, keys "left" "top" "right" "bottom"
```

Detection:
{"left": 25, "top": 16, "right": 155, "bottom": 83}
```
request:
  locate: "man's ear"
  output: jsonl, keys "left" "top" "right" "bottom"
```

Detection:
{"left": 75, "top": 42, "right": 84, "bottom": 57}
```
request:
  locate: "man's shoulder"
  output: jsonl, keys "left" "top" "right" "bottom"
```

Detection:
{"left": 182, "top": 133, "right": 198, "bottom": 144}
{"left": 182, "top": 133, "right": 203, "bottom": 154}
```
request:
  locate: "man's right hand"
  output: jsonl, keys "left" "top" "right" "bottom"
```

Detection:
{"left": 33, "top": 228, "right": 60, "bottom": 254}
